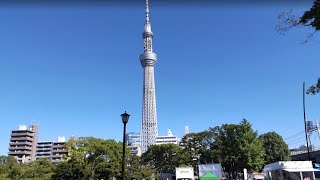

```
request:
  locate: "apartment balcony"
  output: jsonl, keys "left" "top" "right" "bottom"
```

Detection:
{"left": 36, "top": 156, "right": 51, "bottom": 160}
{"left": 36, "top": 147, "right": 52, "bottom": 151}
{"left": 11, "top": 130, "right": 34, "bottom": 134}
{"left": 36, "top": 153, "right": 51, "bottom": 156}
{"left": 52, "top": 158, "right": 64, "bottom": 163}
{"left": 8, "top": 151, "right": 32, "bottom": 155}
{"left": 9, "top": 142, "right": 33, "bottom": 146}
{"left": 36, "top": 145, "right": 52, "bottom": 148}
{"left": 10, "top": 137, "right": 34, "bottom": 141}
{"left": 37, "top": 142, "right": 53, "bottom": 145}
{"left": 10, "top": 132, "right": 34, "bottom": 137}
{"left": 51, "top": 154, "right": 63, "bottom": 158}
{"left": 36, "top": 151, "right": 51, "bottom": 154}
{"left": 36, "top": 154, "right": 51, "bottom": 158}
{"left": 52, "top": 144, "right": 65, "bottom": 148}
{"left": 52, "top": 149, "right": 68, "bottom": 153}
{"left": 9, "top": 146, "right": 33, "bottom": 151}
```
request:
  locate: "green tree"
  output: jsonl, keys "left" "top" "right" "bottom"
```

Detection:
{"left": 213, "top": 119, "right": 265, "bottom": 179}
{"left": 141, "top": 144, "right": 191, "bottom": 175}
{"left": 259, "top": 131, "right": 291, "bottom": 164}
{"left": 22, "top": 158, "right": 55, "bottom": 180}
{"left": 180, "top": 128, "right": 218, "bottom": 164}
{"left": 0, "top": 163, "right": 7, "bottom": 179}
{"left": 307, "top": 78, "right": 320, "bottom": 95}
{"left": 180, "top": 128, "right": 219, "bottom": 176}
{"left": 0, "top": 156, "right": 9, "bottom": 179}
{"left": 53, "top": 137, "right": 125, "bottom": 180}
{"left": 277, "top": 1, "right": 320, "bottom": 95}
{"left": 298, "top": 0, "right": 320, "bottom": 33}
{"left": 129, "top": 155, "right": 155, "bottom": 180}
{"left": 52, "top": 159, "right": 87, "bottom": 180}
{"left": 277, "top": 0, "right": 320, "bottom": 42}
{"left": 0, "top": 155, "right": 8, "bottom": 164}
{"left": 6, "top": 156, "right": 22, "bottom": 180}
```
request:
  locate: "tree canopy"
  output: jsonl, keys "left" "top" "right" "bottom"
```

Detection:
{"left": 141, "top": 143, "right": 191, "bottom": 175}
{"left": 180, "top": 128, "right": 218, "bottom": 165}
{"left": 212, "top": 119, "right": 265, "bottom": 178}
{"left": 277, "top": 0, "right": 320, "bottom": 42}
{"left": 0, "top": 156, "right": 55, "bottom": 180}
{"left": 180, "top": 128, "right": 219, "bottom": 176}
{"left": 307, "top": 78, "right": 320, "bottom": 95}
{"left": 128, "top": 155, "right": 155, "bottom": 180}
{"left": 259, "top": 131, "right": 291, "bottom": 164}
{"left": 299, "top": 0, "right": 320, "bottom": 32}
{"left": 53, "top": 137, "right": 125, "bottom": 180}
{"left": 0, "top": 126, "right": 289, "bottom": 180}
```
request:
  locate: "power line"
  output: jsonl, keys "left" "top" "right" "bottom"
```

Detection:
{"left": 284, "top": 131, "right": 305, "bottom": 140}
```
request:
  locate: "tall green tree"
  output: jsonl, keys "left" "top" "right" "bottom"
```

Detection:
{"left": 141, "top": 144, "right": 191, "bottom": 175}
{"left": 0, "top": 156, "right": 9, "bottom": 179}
{"left": 180, "top": 128, "right": 219, "bottom": 176}
{"left": 129, "top": 155, "right": 155, "bottom": 180}
{"left": 180, "top": 128, "right": 218, "bottom": 165}
{"left": 22, "top": 158, "right": 55, "bottom": 180}
{"left": 0, "top": 155, "right": 8, "bottom": 164}
{"left": 53, "top": 137, "right": 125, "bottom": 180}
{"left": 259, "top": 131, "right": 291, "bottom": 164}
{"left": 52, "top": 159, "right": 87, "bottom": 180}
{"left": 213, "top": 119, "right": 265, "bottom": 179}
{"left": 6, "top": 156, "right": 21, "bottom": 180}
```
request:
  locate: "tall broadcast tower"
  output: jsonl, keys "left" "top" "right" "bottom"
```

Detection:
{"left": 140, "top": 0, "right": 158, "bottom": 153}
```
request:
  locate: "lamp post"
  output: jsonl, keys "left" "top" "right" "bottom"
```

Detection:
{"left": 121, "top": 111, "right": 130, "bottom": 180}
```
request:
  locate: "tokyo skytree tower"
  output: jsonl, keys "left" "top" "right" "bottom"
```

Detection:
{"left": 140, "top": 0, "right": 158, "bottom": 153}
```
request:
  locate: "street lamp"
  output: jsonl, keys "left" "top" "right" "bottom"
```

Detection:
{"left": 121, "top": 111, "right": 130, "bottom": 180}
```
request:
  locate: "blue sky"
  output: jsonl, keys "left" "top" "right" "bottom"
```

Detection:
{"left": 0, "top": 2, "right": 319, "bottom": 155}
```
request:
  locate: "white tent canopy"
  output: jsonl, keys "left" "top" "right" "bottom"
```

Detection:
{"left": 263, "top": 161, "right": 317, "bottom": 173}
{"left": 283, "top": 168, "right": 320, "bottom": 172}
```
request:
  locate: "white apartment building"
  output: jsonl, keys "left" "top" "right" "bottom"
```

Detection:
{"left": 156, "top": 129, "right": 179, "bottom": 145}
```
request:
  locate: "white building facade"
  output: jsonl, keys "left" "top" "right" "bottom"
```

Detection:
{"left": 156, "top": 129, "right": 179, "bottom": 145}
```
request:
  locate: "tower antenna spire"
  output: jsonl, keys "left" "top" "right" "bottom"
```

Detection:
{"left": 146, "top": 0, "right": 150, "bottom": 23}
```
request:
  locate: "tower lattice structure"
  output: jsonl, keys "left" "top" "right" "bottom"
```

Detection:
{"left": 140, "top": 0, "right": 158, "bottom": 153}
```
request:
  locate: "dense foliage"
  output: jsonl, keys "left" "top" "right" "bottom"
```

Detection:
{"left": 180, "top": 128, "right": 218, "bottom": 164}
{"left": 277, "top": 0, "right": 320, "bottom": 42}
{"left": 307, "top": 78, "right": 320, "bottom": 95}
{"left": 1, "top": 137, "right": 156, "bottom": 180}
{"left": 180, "top": 128, "right": 219, "bottom": 176}
{"left": 299, "top": 0, "right": 320, "bottom": 32}
{"left": 1, "top": 122, "right": 289, "bottom": 180}
{"left": 53, "top": 137, "right": 125, "bottom": 180}
{"left": 128, "top": 155, "right": 156, "bottom": 180}
{"left": 259, "top": 131, "right": 291, "bottom": 164}
{"left": 141, "top": 143, "right": 191, "bottom": 175}
{"left": 213, "top": 119, "right": 265, "bottom": 178}
{"left": 0, "top": 157, "right": 55, "bottom": 180}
